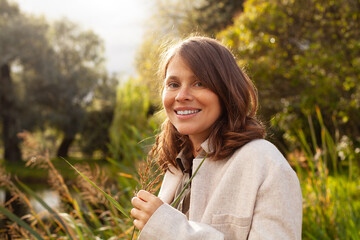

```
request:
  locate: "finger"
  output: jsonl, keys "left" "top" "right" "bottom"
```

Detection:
{"left": 133, "top": 219, "right": 144, "bottom": 231}
{"left": 131, "top": 197, "right": 146, "bottom": 209}
{"left": 131, "top": 208, "right": 146, "bottom": 220}
{"left": 130, "top": 207, "right": 138, "bottom": 218}
{"left": 137, "top": 190, "right": 156, "bottom": 202}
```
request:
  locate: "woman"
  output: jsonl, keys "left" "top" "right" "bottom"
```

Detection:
{"left": 131, "top": 36, "right": 302, "bottom": 239}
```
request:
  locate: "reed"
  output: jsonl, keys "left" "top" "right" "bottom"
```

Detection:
{"left": 288, "top": 107, "right": 360, "bottom": 239}
{"left": 0, "top": 108, "right": 358, "bottom": 239}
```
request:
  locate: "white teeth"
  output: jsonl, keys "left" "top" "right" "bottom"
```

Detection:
{"left": 177, "top": 110, "right": 200, "bottom": 115}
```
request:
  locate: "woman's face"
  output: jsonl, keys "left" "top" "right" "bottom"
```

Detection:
{"left": 162, "top": 54, "right": 222, "bottom": 146}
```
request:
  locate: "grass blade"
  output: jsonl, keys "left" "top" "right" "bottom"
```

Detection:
{"left": 63, "top": 158, "right": 131, "bottom": 219}
{"left": 171, "top": 153, "right": 208, "bottom": 207}
{"left": 0, "top": 205, "right": 45, "bottom": 240}
{"left": 16, "top": 180, "right": 75, "bottom": 239}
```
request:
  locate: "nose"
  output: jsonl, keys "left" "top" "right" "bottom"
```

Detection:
{"left": 175, "top": 86, "right": 193, "bottom": 102}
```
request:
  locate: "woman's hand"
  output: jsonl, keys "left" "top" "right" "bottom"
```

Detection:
{"left": 131, "top": 190, "right": 164, "bottom": 231}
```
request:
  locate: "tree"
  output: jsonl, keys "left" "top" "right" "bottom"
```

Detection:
{"left": 1, "top": 0, "right": 111, "bottom": 160}
{"left": 26, "top": 18, "right": 106, "bottom": 158}
{"left": 147, "top": 0, "right": 244, "bottom": 36}
{"left": 0, "top": 0, "right": 51, "bottom": 162}
{"left": 192, "top": 0, "right": 244, "bottom": 35}
{"left": 219, "top": 0, "right": 360, "bottom": 146}
{"left": 79, "top": 73, "right": 117, "bottom": 158}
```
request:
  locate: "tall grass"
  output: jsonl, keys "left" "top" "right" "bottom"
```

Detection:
{"left": 288, "top": 107, "right": 360, "bottom": 239}
{"left": 0, "top": 78, "right": 165, "bottom": 239}
{"left": 0, "top": 108, "right": 359, "bottom": 239}
{"left": 0, "top": 131, "right": 156, "bottom": 239}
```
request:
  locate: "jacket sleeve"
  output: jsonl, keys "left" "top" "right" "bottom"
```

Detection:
{"left": 138, "top": 166, "right": 224, "bottom": 240}
{"left": 248, "top": 160, "right": 303, "bottom": 240}
{"left": 138, "top": 203, "right": 224, "bottom": 240}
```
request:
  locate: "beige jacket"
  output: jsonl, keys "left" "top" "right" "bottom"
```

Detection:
{"left": 138, "top": 139, "right": 303, "bottom": 239}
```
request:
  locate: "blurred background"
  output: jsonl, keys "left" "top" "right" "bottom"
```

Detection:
{"left": 0, "top": 0, "right": 359, "bottom": 239}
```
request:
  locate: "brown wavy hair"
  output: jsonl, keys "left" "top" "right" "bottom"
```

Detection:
{"left": 150, "top": 36, "right": 265, "bottom": 171}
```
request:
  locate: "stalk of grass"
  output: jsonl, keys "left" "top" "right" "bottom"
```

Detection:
{"left": 67, "top": 215, "right": 85, "bottom": 240}
{"left": 66, "top": 158, "right": 137, "bottom": 239}
{"left": 6, "top": 131, "right": 136, "bottom": 239}
{"left": 0, "top": 166, "right": 55, "bottom": 238}
{"left": 127, "top": 153, "right": 209, "bottom": 238}
{"left": 0, "top": 205, "right": 45, "bottom": 240}
{"left": 293, "top": 108, "right": 360, "bottom": 239}
{"left": 171, "top": 153, "right": 208, "bottom": 207}
{"left": 71, "top": 185, "right": 109, "bottom": 239}
{"left": 66, "top": 149, "right": 208, "bottom": 239}
{"left": 16, "top": 180, "right": 75, "bottom": 239}
{"left": 63, "top": 158, "right": 131, "bottom": 219}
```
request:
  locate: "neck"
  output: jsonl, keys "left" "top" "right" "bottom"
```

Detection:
{"left": 193, "top": 145, "right": 203, "bottom": 157}
{"left": 189, "top": 136, "right": 205, "bottom": 157}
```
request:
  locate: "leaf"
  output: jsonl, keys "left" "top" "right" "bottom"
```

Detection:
{"left": 0, "top": 205, "right": 45, "bottom": 240}
{"left": 63, "top": 158, "right": 131, "bottom": 219}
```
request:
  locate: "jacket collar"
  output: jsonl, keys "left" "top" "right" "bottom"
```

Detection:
{"left": 200, "top": 138, "right": 213, "bottom": 155}
{"left": 175, "top": 138, "right": 213, "bottom": 173}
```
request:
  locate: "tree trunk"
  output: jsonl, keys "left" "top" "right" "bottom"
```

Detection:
{"left": 0, "top": 64, "right": 22, "bottom": 163}
{"left": 57, "top": 133, "right": 75, "bottom": 158}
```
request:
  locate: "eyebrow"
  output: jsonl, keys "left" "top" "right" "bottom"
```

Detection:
{"left": 165, "top": 75, "right": 198, "bottom": 82}
{"left": 164, "top": 75, "right": 179, "bottom": 82}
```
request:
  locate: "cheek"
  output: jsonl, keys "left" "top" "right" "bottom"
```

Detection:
{"left": 162, "top": 91, "right": 172, "bottom": 112}
{"left": 206, "top": 93, "right": 222, "bottom": 117}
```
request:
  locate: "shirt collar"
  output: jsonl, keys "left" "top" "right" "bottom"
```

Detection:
{"left": 175, "top": 149, "right": 191, "bottom": 173}
{"left": 175, "top": 138, "right": 213, "bottom": 173}
{"left": 200, "top": 138, "right": 213, "bottom": 154}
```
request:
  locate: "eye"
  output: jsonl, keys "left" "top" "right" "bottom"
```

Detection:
{"left": 194, "top": 81, "right": 204, "bottom": 87}
{"left": 167, "top": 82, "right": 180, "bottom": 89}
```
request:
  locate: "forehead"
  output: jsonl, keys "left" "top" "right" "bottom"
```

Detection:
{"left": 165, "top": 55, "right": 193, "bottom": 77}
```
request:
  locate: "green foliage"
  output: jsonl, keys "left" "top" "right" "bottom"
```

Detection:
{"left": 108, "top": 79, "right": 162, "bottom": 166}
{"left": 32, "top": 18, "right": 107, "bottom": 157}
{"left": 79, "top": 107, "right": 113, "bottom": 158}
{"left": 1, "top": 0, "right": 359, "bottom": 239}
{"left": 219, "top": 0, "right": 360, "bottom": 145}
{"left": 79, "top": 74, "right": 117, "bottom": 158}
{"left": 192, "top": 0, "right": 244, "bottom": 35}
{"left": 147, "top": 0, "right": 200, "bottom": 36}
{"left": 288, "top": 108, "right": 360, "bottom": 239}
{"left": 147, "top": 0, "right": 244, "bottom": 36}
{"left": 0, "top": 0, "right": 50, "bottom": 162}
{"left": 0, "top": 0, "right": 50, "bottom": 67}
{"left": 0, "top": 0, "right": 115, "bottom": 160}
{"left": 0, "top": 131, "right": 140, "bottom": 239}
{"left": 134, "top": 36, "right": 164, "bottom": 104}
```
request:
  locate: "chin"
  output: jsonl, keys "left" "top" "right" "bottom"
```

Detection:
{"left": 177, "top": 130, "right": 193, "bottom": 135}
{"left": 175, "top": 127, "right": 196, "bottom": 136}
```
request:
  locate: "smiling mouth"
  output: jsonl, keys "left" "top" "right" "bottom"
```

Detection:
{"left": 175, "top": 109, "right": 201, "bottom": 115}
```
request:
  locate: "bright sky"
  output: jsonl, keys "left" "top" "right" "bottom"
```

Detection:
{"left": 15, "top": 0, "right": 151, "bottom": 77}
